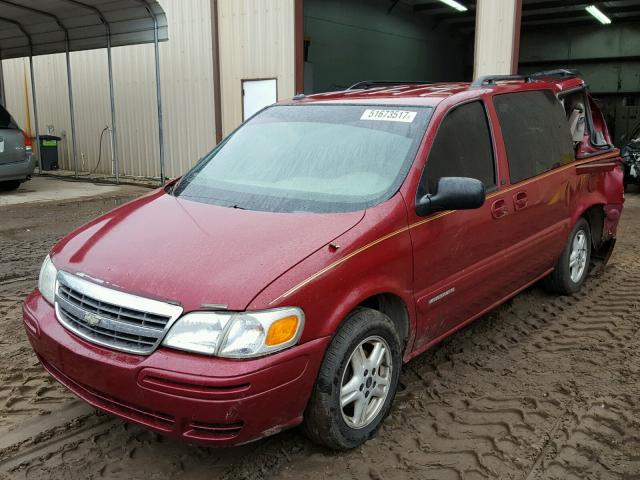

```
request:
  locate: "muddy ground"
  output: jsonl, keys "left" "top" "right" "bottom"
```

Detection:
{"left": 1, "top": 185, "right": 639, "bottom": 480}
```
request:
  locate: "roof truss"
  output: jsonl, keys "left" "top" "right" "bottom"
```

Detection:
{"left": 0, "top": 0, "right": 167, "bottom": 60}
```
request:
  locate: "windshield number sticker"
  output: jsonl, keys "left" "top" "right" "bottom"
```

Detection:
{"left": 360, "top": 109, "right": 417, "bottom": 123}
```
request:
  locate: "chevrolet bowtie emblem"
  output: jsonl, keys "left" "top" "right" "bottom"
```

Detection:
{"left": 84, "top": 312, "right": 102, "bottom": 326}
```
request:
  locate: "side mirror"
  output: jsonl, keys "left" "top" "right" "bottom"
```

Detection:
{"left": 416, "top": 177, "right": 486, "bottom": 217}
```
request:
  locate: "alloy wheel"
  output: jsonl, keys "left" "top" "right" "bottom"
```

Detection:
{"left": 569, "top": 229, "right": 588, "bottom": 283}
{"left": 340, "top": 336, "right": 393, "bottom": 429}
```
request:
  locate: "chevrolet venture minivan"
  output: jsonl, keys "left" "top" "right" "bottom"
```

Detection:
{"left": 24, "top": 70, "right": 624, "bottom": 450}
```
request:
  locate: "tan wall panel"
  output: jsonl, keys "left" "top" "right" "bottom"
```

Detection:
{"left": 1, "top": 59, "right": 30, "bottom": 133}
{"left": 159, "top": 0, "right": 217, "bottom": 178}
{"left": 474, "top": 0, "right": 521, "bottom": 78}
{"left": 218, "top": 0, "right": 296, "bottom": 136}
{"left": 0, "top": 0, "right": 217, "bottom": 180}
{"left": 2, "top": 56, "right": 73, "bottom": 167}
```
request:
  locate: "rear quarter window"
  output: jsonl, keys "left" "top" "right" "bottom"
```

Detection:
{"left": 493, "top": 90, "right": 574, "bottom": 183}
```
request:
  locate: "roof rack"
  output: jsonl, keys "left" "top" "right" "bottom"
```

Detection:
{"left": 347, "top": 80, "right": 434, "bottom": 91}
{"left": 470, "top": 74, "right": 526, "bottom": 88}
{"left": 347, "top": 70, "right": 583, "bottom": 93}
{"left": 528, "top": 68, "right": 581, "bottom": 80}
{"left": 471, "top": 69, "right": 581, "bottom": 89}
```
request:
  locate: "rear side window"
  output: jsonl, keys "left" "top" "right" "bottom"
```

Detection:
{"left": 419, "top": 101, "right": 496, "bottom": 196}
{"left": 493, "top": 90, "right": 574, "bottom": 183}
{"left": 0, "top": 106, "right": 19, "bottom": 129}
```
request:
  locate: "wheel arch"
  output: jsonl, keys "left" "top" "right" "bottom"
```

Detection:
{"left": 355, "top": 293, "right": 411, "bottom": 352}
{"left": 574, "top": 202, "right": 606, "bottom": 250}
{"left": 582, "top": 204, "right": 605, "bottom": 250}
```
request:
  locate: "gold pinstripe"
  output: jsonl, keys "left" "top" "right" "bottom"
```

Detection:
{"left": 269, "top": 226, "right": 411, "bottom": 305}
{"left": 269, "top": 151, "right": 620, "bottom": 304}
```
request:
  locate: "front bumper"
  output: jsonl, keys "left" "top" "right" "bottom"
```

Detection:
{"left": 23, "top": 291, "right": 330, "bottom": 446}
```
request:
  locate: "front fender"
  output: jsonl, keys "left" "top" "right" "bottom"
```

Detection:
{"left": 249, "top": 195, "right": 416, "bottom": 359}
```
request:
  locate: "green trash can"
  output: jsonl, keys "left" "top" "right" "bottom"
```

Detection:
{"left": 39, "top": 135, "right": 62, "bottom": 171}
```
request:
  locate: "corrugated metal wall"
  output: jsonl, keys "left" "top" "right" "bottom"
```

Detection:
{"left": 1, "top": 0, "right": 217, "bottom": 180}
{"left": 218, "top": 0, "right": 296, "bottom": 136}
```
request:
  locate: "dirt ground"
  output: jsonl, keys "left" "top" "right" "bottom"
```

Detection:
{"left": 1, "top": 184, "right": 639, "bottom": 480}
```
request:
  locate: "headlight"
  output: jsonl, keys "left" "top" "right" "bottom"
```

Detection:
{"left": 38, "top": 255, "right": 58, "bottom": 304}
{"left": 162, "top": 307, "right": 304, "bottom": 358}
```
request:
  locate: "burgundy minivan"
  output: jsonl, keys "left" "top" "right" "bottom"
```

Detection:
{"left": 24, "top": 71, "right": 624, "bottom": 450}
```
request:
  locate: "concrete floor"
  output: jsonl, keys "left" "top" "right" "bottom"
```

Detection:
{"left": 0, "top": 176, "right": 146, "bottom": 207}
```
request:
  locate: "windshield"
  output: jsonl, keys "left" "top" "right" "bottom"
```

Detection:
{"left": 173, "top": 104, "right": 433, "bottom": 213}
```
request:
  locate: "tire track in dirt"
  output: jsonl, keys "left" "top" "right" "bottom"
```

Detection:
{"left": 0, "top": 282, "right": 75, "bottom": 431}
{"left": 524, "top": 396, "right": 640, "bottom": 480}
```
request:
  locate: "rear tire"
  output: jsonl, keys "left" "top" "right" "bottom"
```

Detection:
{"left": 0, "top": 180, "right": 21, "bottom": 192}
{"left": 543, "top": 218, "right": 591, "bottom": 295}
{"left": 303, "top": 307, "right": 402, "bottom": 450}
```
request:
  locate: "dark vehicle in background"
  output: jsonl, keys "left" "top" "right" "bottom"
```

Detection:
{"left": 621, "top": 123, "right": 640, "bottom": 188}
{"left": 0, "top": 104, "right": 35, "bottom": 191}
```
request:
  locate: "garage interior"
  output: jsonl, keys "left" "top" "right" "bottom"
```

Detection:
{"left": 302, "top": 0, "right": 640, "bottom": 144}
{"left": 302, "top": 0, "right": 470, "bottom": 92}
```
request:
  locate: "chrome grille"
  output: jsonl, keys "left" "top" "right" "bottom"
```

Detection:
{"left": 58, "top": 284, "right": 170, "bottom": 329}
{"left": 55, "top": 271, "right": 183, "bottom": 355}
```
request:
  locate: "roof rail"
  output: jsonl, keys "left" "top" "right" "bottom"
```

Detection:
{"left": 347, "top": 80, "right": 434, "bottom": 91}
{"left": 470, "top": 74, "right": 527, "bottom": 88}
{"left": 528, "top": 68, "right": 581, "bottom": 80}
{"left": 471, "top": 69, "right": 581, "bottom": 89}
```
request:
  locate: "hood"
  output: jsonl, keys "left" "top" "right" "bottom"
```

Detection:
{"left": 51, "top": 190, "right": 364, "bottom": 311}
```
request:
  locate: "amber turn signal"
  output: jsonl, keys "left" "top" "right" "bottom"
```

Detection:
{"left": 265, "top": 315, "right": 300, "bottom": 346}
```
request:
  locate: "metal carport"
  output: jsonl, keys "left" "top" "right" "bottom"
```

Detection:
{"left": 0, "top": 0, "right": 168, "bottom": 183}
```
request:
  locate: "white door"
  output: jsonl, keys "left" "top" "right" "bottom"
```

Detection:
{"left": 242, "top": 79, "right": 277, "bottom": 121}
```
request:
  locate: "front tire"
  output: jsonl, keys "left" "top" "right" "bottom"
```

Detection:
{"left": 303, "top": 307, "right": 402, "bottom": 450}
{"left": 544, "top": 218, "right": 591, "bottom": 295}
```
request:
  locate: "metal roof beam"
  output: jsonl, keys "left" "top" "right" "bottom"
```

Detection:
{"left": 413, "top": 1, "right": 445, "bottom": 12}
{"left": 414, "top": 0, "right": 476, "bottom": 12}
{"left": 137, "top": 0, "right": 165, "bottom": 184}
{"left": 445, "top": 2, "right": 640, "bottom": 26}
{"left": 0, "top": 0, "right": 69, "bottom": 42}
{"left": 59, "top": 0, "right": 120, "bottom": 183}
{"left": 0, "top": 1, "right": 167, "bottom": 60}
{"left": 523, "top": 14, "right": 640, "bottom": 27}
{"left": 0, "top": 16, "right": 33, "bottom": 51}
{"left": 0, "top": 15, "right": 42, "bottom": 170}
{"left": 522, "top": 3, "right": 640, "bottom": 17}
{"left": 61, "top": 0, "right": 111, "bottom": 36}
{"left": 522, "top": 0, "right": 590, "bottom": 11}
{"left": 0, "top": 1, "right": 80, "bottom": 176}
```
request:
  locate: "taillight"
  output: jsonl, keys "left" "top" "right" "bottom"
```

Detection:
{"left": 23, "top": 130, "right": 33, "bottom": 153}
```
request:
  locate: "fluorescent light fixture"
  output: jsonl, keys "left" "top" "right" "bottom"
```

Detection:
{"left": 438, "top": 0, "right": 468, "bottom": 12}
{"left": 585, "top": 5, "right": 612, "bottom": 24}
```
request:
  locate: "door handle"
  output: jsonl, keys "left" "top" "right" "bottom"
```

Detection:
{"left": 491, "top": 199, "right": 508, "bottom": 219}
{"left": 513, "top": 191, "right": 528, "bottom": 211}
